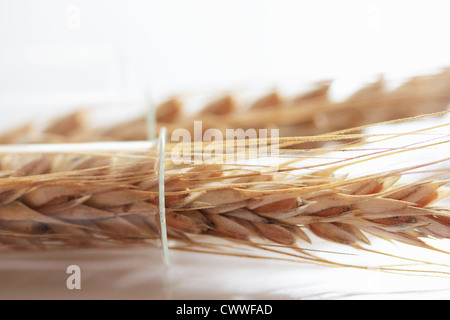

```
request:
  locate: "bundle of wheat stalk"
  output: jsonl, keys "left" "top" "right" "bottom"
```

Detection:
{"left": 0, "top": 111, "right": 448, "bottom": 275}
{"left": 1, "top": 68, "right": 449, "bottom": 147}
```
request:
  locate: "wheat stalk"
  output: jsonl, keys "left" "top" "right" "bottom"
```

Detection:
{"left": 0, "top": 113, "right": 448, "bottom": 276}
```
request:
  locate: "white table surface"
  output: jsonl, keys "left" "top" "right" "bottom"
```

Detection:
{"left": 0, "top": 238, "right": 448, "bottom": 300}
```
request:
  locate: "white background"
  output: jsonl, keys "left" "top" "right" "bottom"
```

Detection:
{"left": 0, "top": 0, "right": 449, "bottom": 125}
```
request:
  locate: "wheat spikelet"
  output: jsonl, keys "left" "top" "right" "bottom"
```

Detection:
{"left": 0, "top": 112, "right": 448, "bottom": 277}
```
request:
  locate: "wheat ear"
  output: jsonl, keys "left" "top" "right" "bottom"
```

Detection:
{"left": 1, "top": 68, "right": 449, "bottom": 145}
{"left": 0, "top": 113, "right": 448, "bottom": 269}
